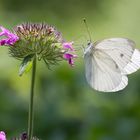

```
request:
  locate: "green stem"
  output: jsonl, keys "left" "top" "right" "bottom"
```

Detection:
{"left": 28, "top": 57, "right": 36, "bottom": 140}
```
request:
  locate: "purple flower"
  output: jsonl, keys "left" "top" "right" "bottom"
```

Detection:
{"left": 0, "top": 26, "right": 19, "bottom": 46}
{"left": 63, "top": 53, "right": 77, "bottom": 66}
{"left": 0, "top": 131, "right": 6, "bottom": 140}
{"left": 63, "top": 42, "right": 74, "bottom": 51}
{"left": 63, "top": 42, "right": 77, "bottom": 66}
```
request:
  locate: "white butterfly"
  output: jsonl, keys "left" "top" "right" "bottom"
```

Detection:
{"left": 84, "top": 38, "right": 140, "bottom": 92}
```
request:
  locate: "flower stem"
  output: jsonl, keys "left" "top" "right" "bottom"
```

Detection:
{"left": 28, "top": 56, "right": 36, "bottom": 140}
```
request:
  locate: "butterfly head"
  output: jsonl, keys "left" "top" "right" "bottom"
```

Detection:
{"left": 84, "top": 41, "right": 94, "bottom": 55}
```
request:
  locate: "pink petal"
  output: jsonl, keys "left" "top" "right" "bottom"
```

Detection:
{"left": 0, "top": 131, "right": 6, "bottom": 140}
{"left": 63, "top": 53, "right": 77, "bottom": 66}
{"left": 0, "top": 26, "right": 19, "bottom": 46}
{"left": 63, "top": 53, "right": 73, "bottom": 59}
{"left": 63, "top": 42, "right": 74, "bottom": 51}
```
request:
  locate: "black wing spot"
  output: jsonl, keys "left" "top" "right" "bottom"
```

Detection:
{"left": 120, "top": 53, "right": 124, "bottom": 57}
{"left": 115, "top": 63, "right": 119, "bottom": 69}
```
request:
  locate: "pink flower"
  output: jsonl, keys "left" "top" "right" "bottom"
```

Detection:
{"left": 63, "top": 53, "right": 77, "bottom": 66}
{"left": 0, "top": 23, "right": 77, "bottom": 68}
{"left": 63, "top": 42, "right": 74, "bottom": 51}
{"left": 0, "top": 131, "right": 6, "bottom": 140}
{"left": 0, "top": 26, "right": 19, "bottom": 46}
{"left": 63, "top": 42, "right": 77, "bottom": 66}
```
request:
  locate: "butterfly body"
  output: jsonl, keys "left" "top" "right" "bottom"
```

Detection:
{"left": 84, "top": 38, "right": 140, "bottom": 92}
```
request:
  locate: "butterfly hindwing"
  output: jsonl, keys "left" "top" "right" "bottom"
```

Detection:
{"left": 123, "top": 49, "right": 140, "bottom": 74}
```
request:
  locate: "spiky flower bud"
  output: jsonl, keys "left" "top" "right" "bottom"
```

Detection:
{"left": 0, "top": 23, "right": 77, "bottom": 75}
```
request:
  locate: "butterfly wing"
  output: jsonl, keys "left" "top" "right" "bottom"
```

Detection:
{"left": 85, "top": 38, "right": 140, "bottom": 92}
{"left": 94, "top": 38, "right": 137, "bottom": 73}
{"left": 84, "top": 49, "right": 128, "bottom": 92}
{"left": 110, "top": 75, "right": 128, "bottom": 92}
{"left": 95, "top": 38, "right": 140, "bottom": 75}
{"left": 123, "top": 49, "right": 140, "bottom": 74}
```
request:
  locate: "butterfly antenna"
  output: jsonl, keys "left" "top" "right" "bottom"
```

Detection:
{"left": 83, "top": 18, "right": 92, "bottom": 42}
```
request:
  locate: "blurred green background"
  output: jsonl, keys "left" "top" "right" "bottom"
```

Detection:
{"left": 0, "top": 0, "right": 140, "bottom": 139}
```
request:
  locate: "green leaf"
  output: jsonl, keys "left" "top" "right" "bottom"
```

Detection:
{"left": 19, "top": 55, "right": 34, "bottom": 76}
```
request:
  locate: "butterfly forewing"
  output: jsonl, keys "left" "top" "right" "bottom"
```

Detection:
{"left": 94, "top": 38, "right": 135, "bottom": 72}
